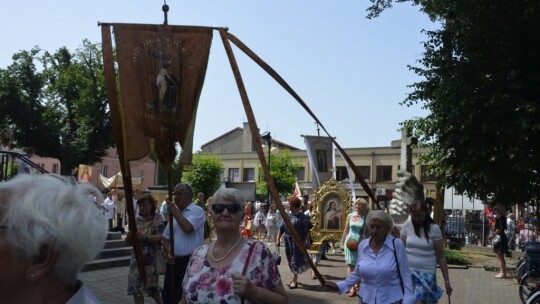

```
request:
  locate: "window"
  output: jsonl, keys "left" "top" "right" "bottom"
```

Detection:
{"left": 139, "top": 170, "right": 145, "bottom": 178}
{"left": 421, "top": 165, "right": 437, "bottom": 182}
{"left": 52, "top": 163, "right": 59, "bottom": 174}
{"left": 296, "top": 167, "right": 305, "bottom": 181}
{"left": 101, "top": 165, "right": 108, "bottom": 176}
{"left": 376, "top": 166, "right": 392, "bottom": 182}
{"left": 355, "top": 166, "right": 371, "bottom": 182}
{"left": 228, "top": 168, "right": 240, "bottom": 182}
{"left": 336, "top": 166, "right": 349, "bottom": 181}
{"left": 243, "top": 168, "right": 255, "bottom": 182}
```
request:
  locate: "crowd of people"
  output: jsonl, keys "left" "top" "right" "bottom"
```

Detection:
{"left": 12, "top": 173, "right": 521, "bottom": 304}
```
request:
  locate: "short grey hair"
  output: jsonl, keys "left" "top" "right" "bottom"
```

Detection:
{"left": 211, "top": 188, "right": 246, "bottom": 211}
{"left": 174, "top": 183, "right": 193, "bottom": 198}
{"left": 366, "top": 210, "right": 394, "bottom": 232}
{"left": 0, "top": 174, "right": 108, "bottom": 286}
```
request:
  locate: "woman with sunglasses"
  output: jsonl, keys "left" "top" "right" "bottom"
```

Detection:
{"left": 181, "top": 188, "right": 287, "bottom": 304}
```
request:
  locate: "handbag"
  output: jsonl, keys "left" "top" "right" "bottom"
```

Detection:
{"left": 346, "top": 238, "right": 359, "bottom": 251}
{"left": 154, "top": 249, "right": 166, "bottom": 275}
{"left": 274, "top": 245, "right": 281, "bottom": 265}
{"left": 492, "top": 234, "right": 501, "bottom": 245}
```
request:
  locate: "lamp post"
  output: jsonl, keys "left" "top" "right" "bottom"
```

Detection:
{"left": 261, "top": 132, "right": 272, "bottom": 207}
{"left": 261, "top": 132, "right": 279, "bottom": 209}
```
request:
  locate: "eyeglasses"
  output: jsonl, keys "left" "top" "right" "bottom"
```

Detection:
{"left": 211, "top": 203, "right": 242, "bottom": 214}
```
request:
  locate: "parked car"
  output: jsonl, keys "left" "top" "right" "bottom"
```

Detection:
{"left": 445, "top": 216, "right": 466, "bottom": 250}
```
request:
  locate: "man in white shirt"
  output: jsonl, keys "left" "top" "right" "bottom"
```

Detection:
{"left": 161, "top": 183, "right": 204, "bottom": 304}
{"left": 102, "top": 192, "right": 116, "bottom": 231}
{"left": 506, "top": 213, "right": 516, "bottom": 257}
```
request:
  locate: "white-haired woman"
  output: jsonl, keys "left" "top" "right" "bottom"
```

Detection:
{"left": 325, "top": 210, "right": 414, "bottom": 304}
{"left": 181, "top": 188, "right": 287, "bottom": 304}
{"left": 0, "top": 174, "right": 108, "bottom": 303}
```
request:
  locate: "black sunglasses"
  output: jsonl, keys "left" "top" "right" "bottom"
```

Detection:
{"left": 211, "top": 203, "right": 242, "bottom": 214}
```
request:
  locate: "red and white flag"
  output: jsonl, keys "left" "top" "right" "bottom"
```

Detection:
{"left": 294, "top": 181, "right": 301, "bottom": 198}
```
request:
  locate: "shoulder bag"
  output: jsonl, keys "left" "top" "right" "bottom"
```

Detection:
{"left": 392, "top": 237, "right": 405, "bottom": 296}
{"left": 241, "top": 242, "right": 257, "bottom": 304}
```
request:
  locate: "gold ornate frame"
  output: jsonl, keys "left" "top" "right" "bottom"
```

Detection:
{"left": 309, "top": 178, "right": 352, "bottom": 251}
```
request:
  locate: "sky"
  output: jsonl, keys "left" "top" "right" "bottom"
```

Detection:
{"left": 1, "top": 0, "right": 439, "bottom": 152}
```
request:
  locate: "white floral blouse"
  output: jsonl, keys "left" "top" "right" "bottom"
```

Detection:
{"left": 182, "top": 240, "right": 281, "bottom": 303}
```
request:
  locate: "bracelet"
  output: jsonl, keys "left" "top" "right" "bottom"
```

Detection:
{"left": 444, "top": 280, "right": 450, "bottom": 283}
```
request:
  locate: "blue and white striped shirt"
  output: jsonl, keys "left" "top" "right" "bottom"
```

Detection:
{"left": 163, "top": 203, "right": 204, "bottom": 257}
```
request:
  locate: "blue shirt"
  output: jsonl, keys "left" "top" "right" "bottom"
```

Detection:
{"left": 162, "top": 203, "right": 204, "bottom": 257}
{"left": 337, "top": 235, "right": 414, "bottom": 304}
{"left": 66, "top": 280, "right": 101, "bottom": 304}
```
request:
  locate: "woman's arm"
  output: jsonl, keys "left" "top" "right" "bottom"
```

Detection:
{"left": 340, "top": 214, "right": 351, "bottom": 245}
{"left": 434, "top": 238, "right": 453, "bottom": 295}
{"left": 146, "top": 233, "right": 163, "bottom": 244}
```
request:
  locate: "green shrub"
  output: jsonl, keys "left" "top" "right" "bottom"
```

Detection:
{"left": 445, "top": 249, "right": 472, "bottom": 265}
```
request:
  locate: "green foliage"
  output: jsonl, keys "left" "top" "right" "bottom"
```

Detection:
{"left": 445, "top": 249, "right": 471, "bottom": 265}
{"left": 0, "top": 40, "right": 113, "bottom": 174}
{"left": 151, "top": 142, "right": 183, "bottom": 187}
{"left": 181, "top": 152, "right": 224, "bottom": 199}
{"left": 368, "top": 0, "right": 540, "bottom": 205}
{"left": 257, "top": 149, "right": 301, "bottom": 199}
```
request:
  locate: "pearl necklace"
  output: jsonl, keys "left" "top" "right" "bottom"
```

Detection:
{"left": 210, "top": 235, "right": 244, "bottom": 262}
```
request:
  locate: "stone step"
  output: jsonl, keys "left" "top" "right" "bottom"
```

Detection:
{"left": 82, "top": 256, "right": 131, "bottom": 272}
{"left": 104, "top": 239, "right": 129, "bottom": 249}
{"left": 106, "top": 231, "right": 123, "bottom": 240}
{"left": 96, "top": 247, "right": 133, "bottom": 259}
{"left": 82, "top": 232, "right": 131, "bottom": 272}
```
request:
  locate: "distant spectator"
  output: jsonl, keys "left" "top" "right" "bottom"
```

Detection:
{"left": 520, "top": 224, "right": 537, "bottom": 246}
{"left": 0, "top": 128, "right": 13, "bottom": 150}
{"left": 17, "top": 147, "right": 35, "bottom": 174}
{"left": 160, "top": 195, "right": 169, "bottom": 226}
{"left": 506, "top": 213, "right": 516, "bottom": 256}
{"left": 489, "top": 203, "right": 508, "bottom": 279}
{"left": 103, "top": 191, "right": 116, "bottom": 231}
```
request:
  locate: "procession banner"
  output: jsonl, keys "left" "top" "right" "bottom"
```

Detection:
{"left": 77, "top": 164, "right": 93, "bottom": 183}
{"left": 105, "top": 23, "right": 213, "bottom": 166}
{"left": 304, "top": 135, "right": 334, "bottom": 190}
{"left": 98, "top": 172, "right": 143, "bottom": 190}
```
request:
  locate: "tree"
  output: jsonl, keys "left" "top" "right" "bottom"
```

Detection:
{"left": 181, "top": 152, "right": 224, "bottom": 199}
{"left": 367, "top": 0, "right": 540, "bottom": 205}
{"left": 0, "top": 40, "right": 113, "bottom": 175}
{"left": 257, "top": 149, "right": 301, "bottom": 199}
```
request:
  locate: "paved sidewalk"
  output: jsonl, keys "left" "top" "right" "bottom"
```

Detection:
{"left": 80, "top": 245, "right": 520, "bottom": 304}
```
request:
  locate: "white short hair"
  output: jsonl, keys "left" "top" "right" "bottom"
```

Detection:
{"left": 366, "top": 210, "right": 394, "bottom": 232}
{"left": 0, "top": 174, "right": 108, "bottom": 286}
{"left": 212, "top": 188, "right": 246, "bottom": 210}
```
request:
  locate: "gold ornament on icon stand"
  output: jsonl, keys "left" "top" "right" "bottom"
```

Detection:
{"left": 308, "top": 178, "right": 353, "bottom": 254}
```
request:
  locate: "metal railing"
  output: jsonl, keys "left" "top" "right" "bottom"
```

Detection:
{"left": 0, "top": 150, "right": 49, "bottom": 181}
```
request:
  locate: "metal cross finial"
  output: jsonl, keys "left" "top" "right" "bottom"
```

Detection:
{"left": 162, "top": 0, "right": 169, "bottom": 25}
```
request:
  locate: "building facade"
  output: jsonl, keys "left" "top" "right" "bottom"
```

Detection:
{"left": 201, "top": 123, "right": 437, "bottom": 208}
